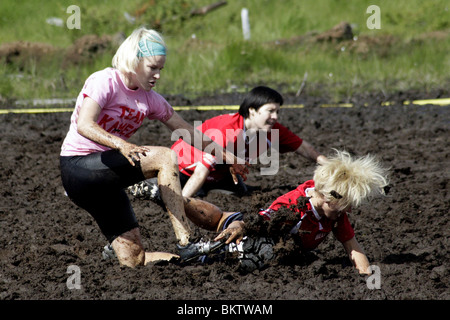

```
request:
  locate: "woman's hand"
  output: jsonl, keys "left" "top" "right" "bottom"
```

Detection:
{"left": 214, "top": 220, "right": 245, "bottom": 245}
{"left": 118, "top": 141, "right": 151, "bottom": 166}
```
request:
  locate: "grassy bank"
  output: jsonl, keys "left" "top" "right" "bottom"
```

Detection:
{"left": 0, "top": 0, "right": 449, "bottom": 102}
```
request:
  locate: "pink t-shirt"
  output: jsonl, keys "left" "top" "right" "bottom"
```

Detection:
{"left": 61, "top": 68, "right": 174, "bottom": 156}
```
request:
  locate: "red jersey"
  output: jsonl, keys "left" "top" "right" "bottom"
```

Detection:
{"left": 171, "top": 112, "right": 303, "bottom": 183}
{"left": 259, "top": 180, "right": 355, "bottom": 250}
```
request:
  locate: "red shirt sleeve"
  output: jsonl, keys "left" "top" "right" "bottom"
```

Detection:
{"left": 198, "top": 113, "right": 244, "bottom": 171}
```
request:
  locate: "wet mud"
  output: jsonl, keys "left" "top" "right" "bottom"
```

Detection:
{"left": 0, "top": 91, "right": 448, "bottom": 301}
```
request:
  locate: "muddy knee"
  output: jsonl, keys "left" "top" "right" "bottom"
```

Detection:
{"left": 140, "top": 147, "right": 179, "bottom": 178}
{"left": 160, "top": 148, "right": 178, "bottom": 171}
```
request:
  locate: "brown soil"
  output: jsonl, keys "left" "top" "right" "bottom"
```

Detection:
{"left": 0, "top": 91, "right": 448, "bottom": 304}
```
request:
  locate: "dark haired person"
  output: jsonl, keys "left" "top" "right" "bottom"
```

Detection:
{"left": 130, "top": 86, "right": 326, "bottom": 199}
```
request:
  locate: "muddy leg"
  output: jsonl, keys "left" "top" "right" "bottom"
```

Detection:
{"left": 139, "top": 147, "right": 191, "bottom": 245}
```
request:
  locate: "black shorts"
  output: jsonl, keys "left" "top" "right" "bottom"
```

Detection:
{"left": 60, "top": 150, "right": 146, "bottom": 243}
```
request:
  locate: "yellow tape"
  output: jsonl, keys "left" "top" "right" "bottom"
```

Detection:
{"left": 180, "top": 105, "right": 239, "bottom": 111}
{"left": 0, "top": 98, "right": 448, "bottom": 114}
{"left": 405, "top": 98, "right": 450, "bottom": 106}
{"left": 320, "top": 103, "right": 353, "bottom": 108}
{"left": 283, "top": 104, "right": 305, "bottom": 108}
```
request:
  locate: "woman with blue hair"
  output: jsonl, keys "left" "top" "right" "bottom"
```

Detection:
{"left": 60, "top": 28, "right": 248, "bottom": 268}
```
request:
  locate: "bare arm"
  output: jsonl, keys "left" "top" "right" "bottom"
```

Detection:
{"left": 77, "top": 97, "right": 150, "bottom": 165}
{"left": 342, "top": 237, "right": 371, "bottom": 275}
{"left": 182, "top": 163, "right": 210, "bottom": 198}
{"left": 295, "top": 140, "right": 328, "bottom": 164}
{"left": 163, "top": 111, "right": 210, "bottom": 150}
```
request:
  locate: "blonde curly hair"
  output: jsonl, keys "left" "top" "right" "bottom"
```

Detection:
{"left": 313, "top": 149, "right": 389, "bottom": 211}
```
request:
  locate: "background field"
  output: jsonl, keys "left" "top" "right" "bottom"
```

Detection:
{"left": 0, "top": 0, "right": 449, "bottom": 102}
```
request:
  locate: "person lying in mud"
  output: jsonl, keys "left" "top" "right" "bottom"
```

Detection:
{"left": 129, "top": 86, "right": 327, "bottom": 199}
{"left": 60, "top": 27, "right": 249, "bottom": 268}
{"left": 115, "top": 150, "right": 389, "bottom": 274}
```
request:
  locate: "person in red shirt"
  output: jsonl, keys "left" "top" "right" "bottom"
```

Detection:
{"left": 257, "top": 179, "right": 355, "bottom": 251}
{"left": 174, "top": 86, "right": 327, "bottom": 197}
{"left": 129, "top": 86, "right": 326, "bottom": 199}
{"left": 168, "top": 150, "right": 389, "bottom": 273}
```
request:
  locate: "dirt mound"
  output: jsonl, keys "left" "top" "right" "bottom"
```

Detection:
{"left": 63, "top": 33, "right": 125, "bottom": 66}
{"left": 0, "top": 41, "right": 58, "bottom": 69}
{"left": 270, "top": 21, "right": 450, "bottom": 60}
{"left": 0, "top": 33, "right": 124, "bottom": 69}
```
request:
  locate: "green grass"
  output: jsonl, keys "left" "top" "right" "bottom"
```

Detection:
{"left": 0, "top": 0, "right": 449, "bottom": 102}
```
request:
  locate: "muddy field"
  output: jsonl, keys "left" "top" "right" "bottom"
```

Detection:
{"left": 0, "top": 90, "right": 448, "bottom": 307}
